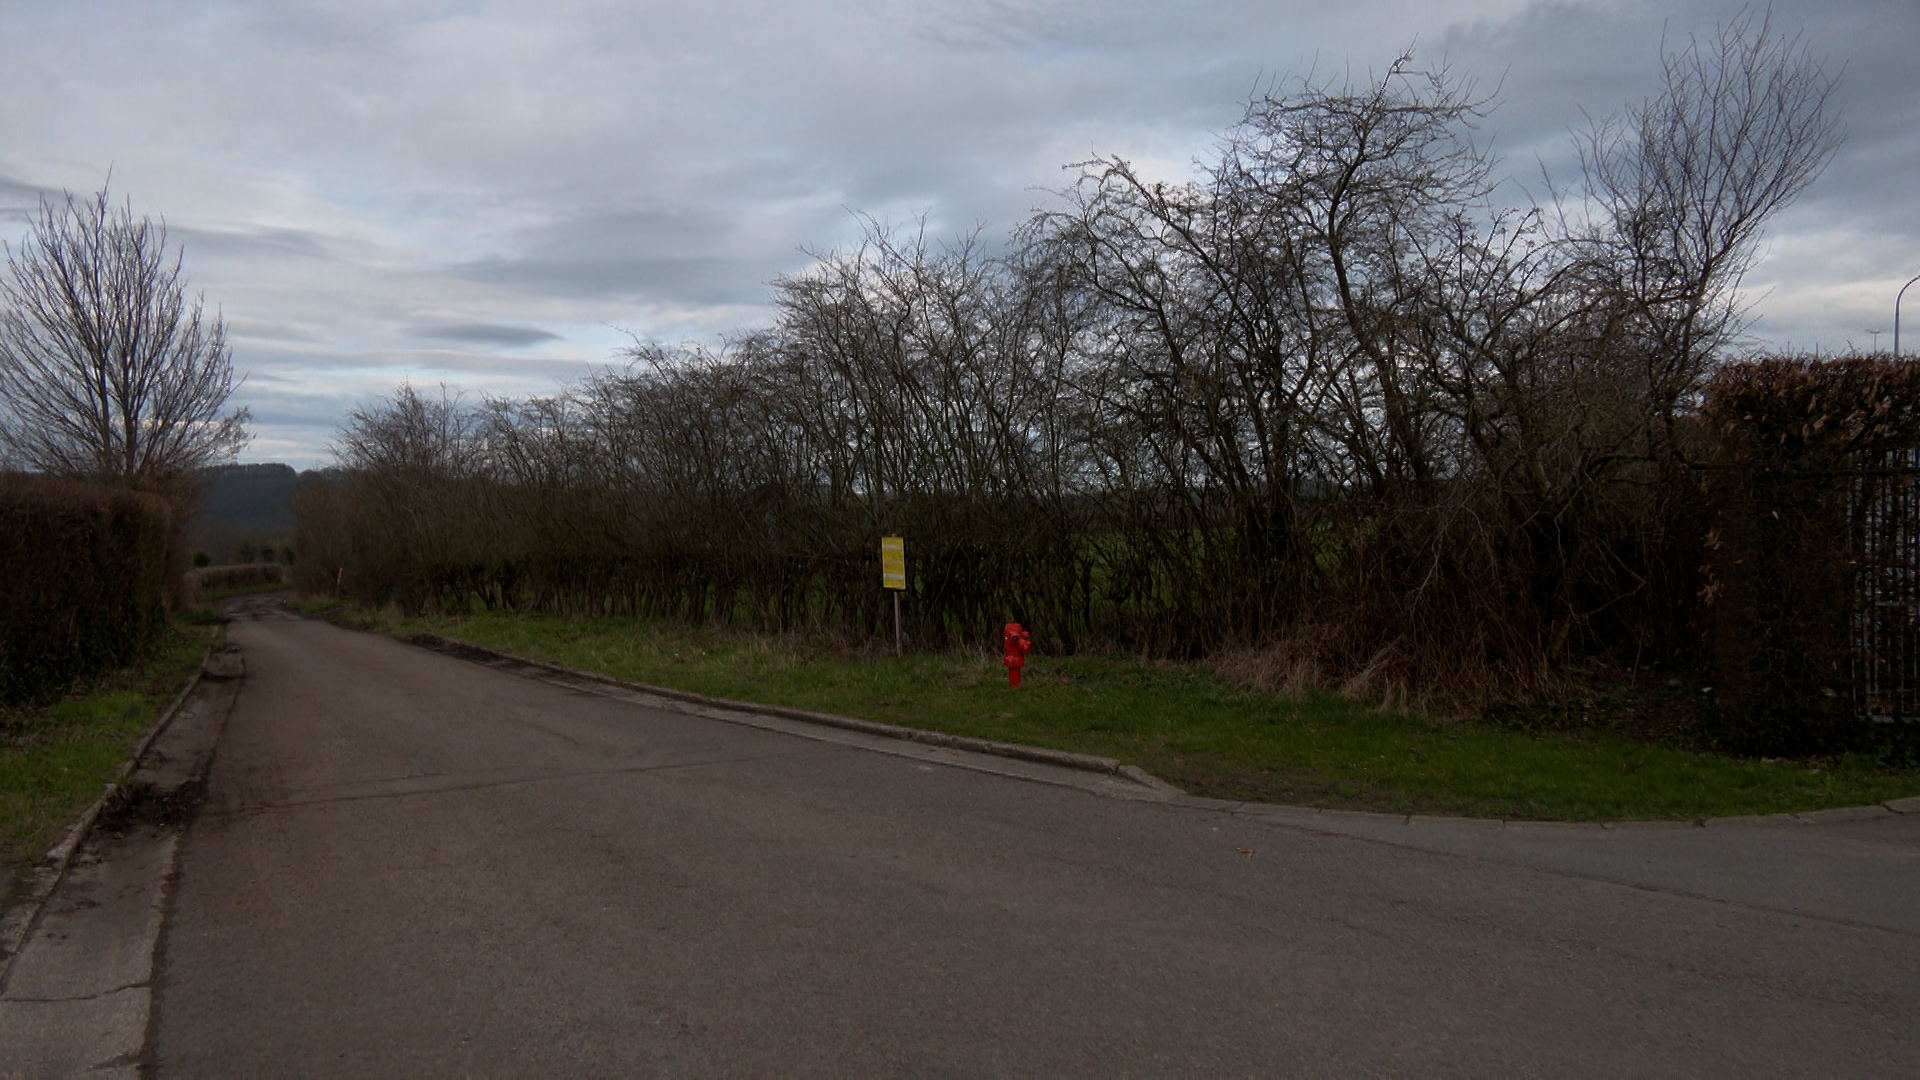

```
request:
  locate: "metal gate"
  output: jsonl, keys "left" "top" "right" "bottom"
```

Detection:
{"left": 1853, "top": 446, "right": 1920, "bottom": 721}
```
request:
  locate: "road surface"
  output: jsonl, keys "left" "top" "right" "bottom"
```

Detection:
{"left": 147, "top": 606, "right": 1920, "bottom": 1074}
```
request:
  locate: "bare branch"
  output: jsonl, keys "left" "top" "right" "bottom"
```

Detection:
{"left": 0, "top": 182, "right": 250, "bottom": 487}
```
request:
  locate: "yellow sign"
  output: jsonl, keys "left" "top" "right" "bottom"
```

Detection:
{"left": 881, "top": 536, "right": 906, "bottom": 591}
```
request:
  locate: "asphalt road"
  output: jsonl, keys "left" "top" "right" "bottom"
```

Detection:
{"left": 150, "top": 609, "right": 1920, "bottom": 1075}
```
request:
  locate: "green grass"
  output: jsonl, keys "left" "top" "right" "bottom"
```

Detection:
{"left": 290, "top": 597, "right": 347, "bottom": 617}
{"left": 375, "top": 609, "right": 1920, "bottom": 822}
{"left": 1, "top": 622, "right": 216, "bottom": 896}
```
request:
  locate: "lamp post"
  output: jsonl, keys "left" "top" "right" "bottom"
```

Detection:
{"left": 1898, "top": 273, "right": 1920, "bottom": 359}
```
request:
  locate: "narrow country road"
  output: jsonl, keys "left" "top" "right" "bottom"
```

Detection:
{"left": 151, "top": 606, "right": 1920, "bottom": 1074}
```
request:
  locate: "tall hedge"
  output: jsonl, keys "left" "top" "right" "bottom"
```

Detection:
{"left": 0, "top": 474, "right": 172, "bottom": 703}
{"left": 1700, "top": 358, "right": 1920, "bottom": 754}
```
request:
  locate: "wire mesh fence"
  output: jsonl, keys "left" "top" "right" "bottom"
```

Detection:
{"left": 1853, "top": 446, "right": 1920, "bottom": 722}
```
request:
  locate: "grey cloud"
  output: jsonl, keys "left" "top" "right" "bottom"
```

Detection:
{"left": 236, "top": 4, "right": 402, "bottom": 56}
{"left": 518, "top": 208, "right": 732, "bottom": 263}
{"left": 343, "top": 349, "right": 594, "bottom": 380}
{"left": 172, "top": 224, "right": 337, "bottom": 262}
{"left": 919, "top": 0, "right": 1122, "bottom": 53}
{"left": 410, "top": 322, "right": 563, "bottom": 347}
{"left": 227, "top": 318, "right": 327, "bottom": 345}
{"left": 0, "top": 173, "right": 54, "bottom": 219}
{"left": 1, "top": 0, "right": 1911, "bottom": 464}
{"left": 458, "top": 254, "right": 776, "bottom": 307}
{"left": 453, "top": 206, "right": 795, "bottom": 306}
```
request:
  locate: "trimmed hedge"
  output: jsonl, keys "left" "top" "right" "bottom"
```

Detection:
{"left": 0, "top": 474, "right": 172, "bottom": 704}
{"left": 1700, "top": 358, "right": 1920, "bottom": 754}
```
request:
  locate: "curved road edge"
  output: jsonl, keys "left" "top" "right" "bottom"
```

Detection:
{"left": 398, "top": 627, "right": 1920, "bottom": 829}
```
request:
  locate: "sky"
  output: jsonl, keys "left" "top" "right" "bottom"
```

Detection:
{"left": 0, "top": 0, "right": 1915, "bottom": 469}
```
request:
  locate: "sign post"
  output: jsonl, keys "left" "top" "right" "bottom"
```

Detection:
{"left": 881, "top": 536, "right": 906, "bottom": 657}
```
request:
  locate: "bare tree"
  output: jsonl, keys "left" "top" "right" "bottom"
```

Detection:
{"left": 0, "top": 183, "right": 249, "bottom": 486}
{"left": 293, "top": 22, "right": 1849, "bottom": 699}
{"left": 1576, "top": 9, "right": 1843, "bottom": 446}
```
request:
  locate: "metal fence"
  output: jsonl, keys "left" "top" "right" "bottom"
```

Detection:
{"left": 1853, "top": 446, "right": 1920, "bottom": 721}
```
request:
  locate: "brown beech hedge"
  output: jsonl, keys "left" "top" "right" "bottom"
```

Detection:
{"left": 0, "top": 474, "right": 171, "bottom": 703}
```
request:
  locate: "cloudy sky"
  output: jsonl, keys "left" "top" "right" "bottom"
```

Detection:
{"left": 1, "top": 0, "right": 1914, "bottom": 468}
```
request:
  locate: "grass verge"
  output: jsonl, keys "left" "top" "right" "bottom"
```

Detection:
{"left": 1, "top": 620, "right": 216, "bottom": 899}
{"left": 360, "top": 608, "right": 1920, "bottom": 822}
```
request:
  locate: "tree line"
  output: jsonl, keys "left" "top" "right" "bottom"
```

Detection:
{"left": 298, "top": 17, "right": 1843, "bottom": 701}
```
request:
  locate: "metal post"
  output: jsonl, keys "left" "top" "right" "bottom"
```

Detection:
{"left": 1897, "top": 274, "right": 1920, "bottom": 359}
{"left": 893, "top": 591, "right": 901, "bottom": 657}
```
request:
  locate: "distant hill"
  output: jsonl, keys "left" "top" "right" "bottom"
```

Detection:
{"left": 189, "top": 463, "right": 313, "bottom": 564}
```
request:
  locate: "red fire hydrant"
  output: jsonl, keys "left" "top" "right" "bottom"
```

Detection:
{"left": 1002, "top": 622, "right": 1032, "bottom": 688}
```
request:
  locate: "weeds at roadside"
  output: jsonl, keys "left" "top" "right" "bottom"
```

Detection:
{"left": 1, "top": 621, "right": 216, "bottom": 899}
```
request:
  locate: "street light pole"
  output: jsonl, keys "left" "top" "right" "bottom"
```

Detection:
{"left": 1898, "top": 274, "right": 1920, "bottom": 359}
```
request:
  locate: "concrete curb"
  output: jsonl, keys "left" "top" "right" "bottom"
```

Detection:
{"left": 0, "top": 631, "right": 219, "bottom": 985}
{"left": 404, "top": 632, "right": 1167, "bottom": 793}
{"left": 1170, "top": 799, "right": 1914, "bottom": 832}
{"left": 395, "top": 628, "right": 1920, "bottom": 831}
